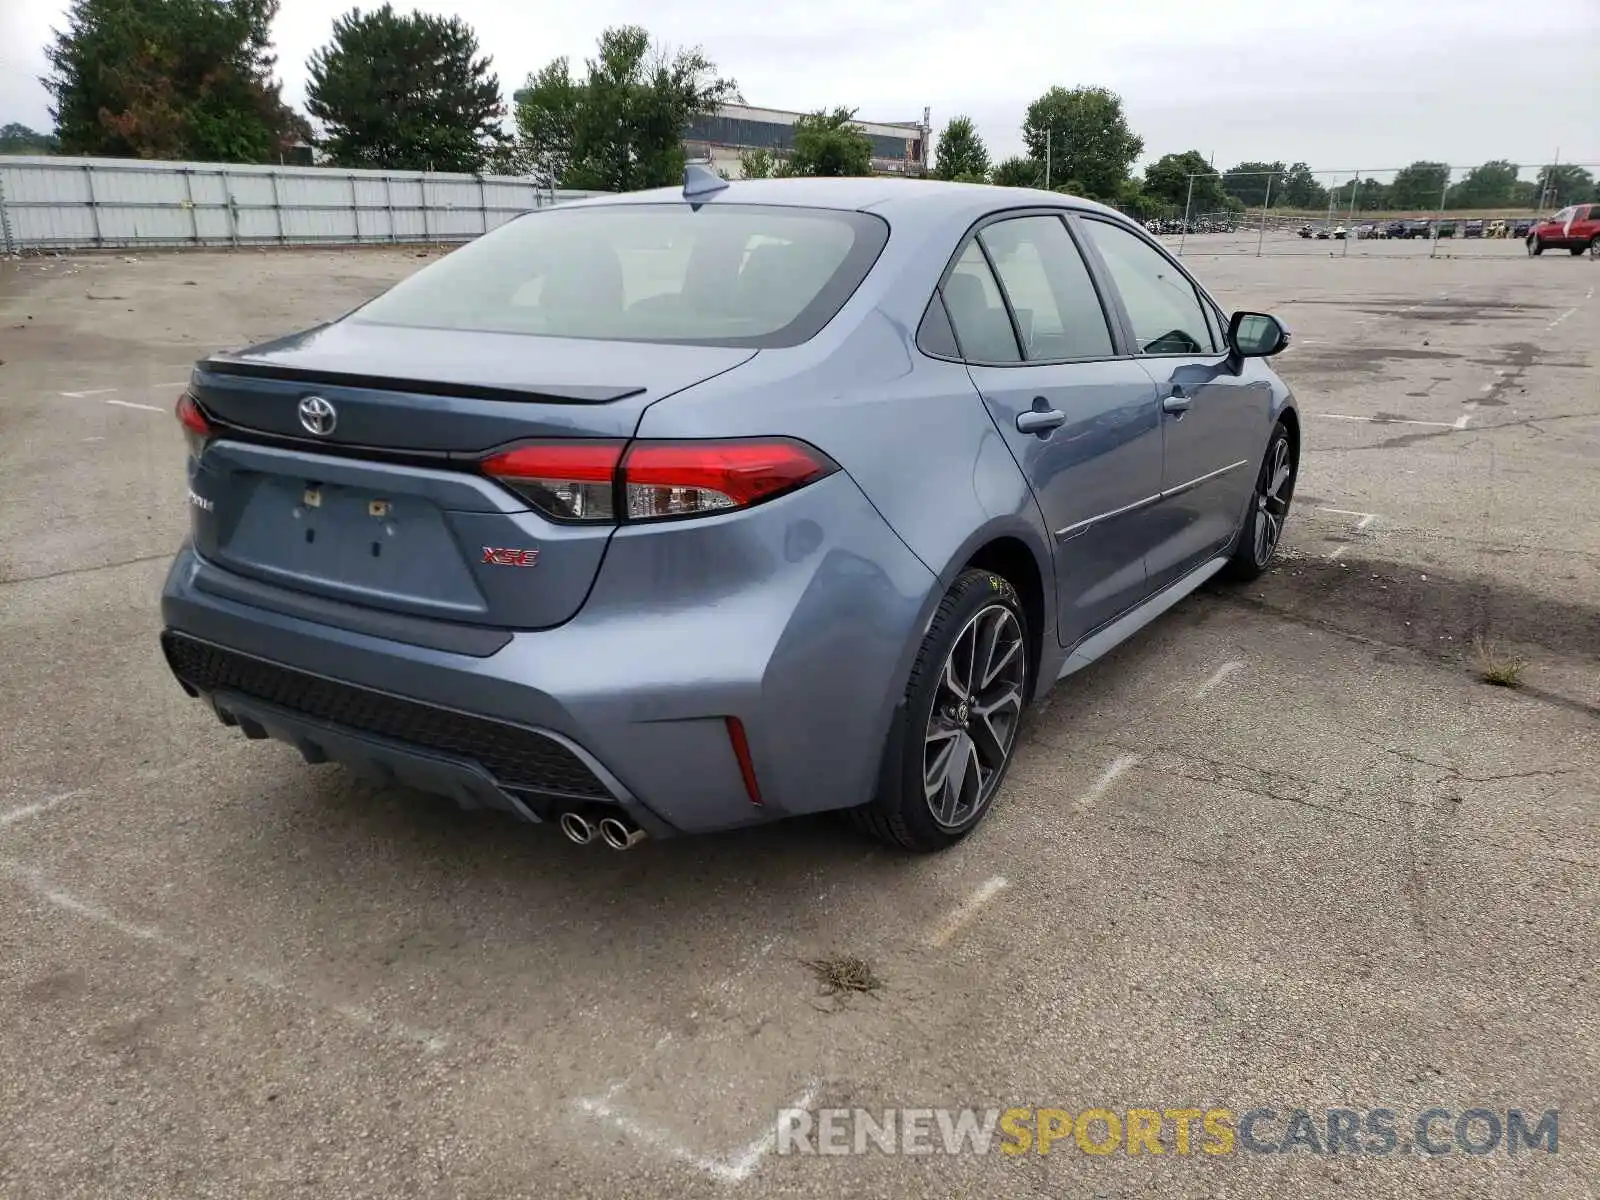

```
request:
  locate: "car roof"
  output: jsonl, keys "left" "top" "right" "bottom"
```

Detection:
{"left": 557, "top": 176, "right": 1130, "bottom": 224}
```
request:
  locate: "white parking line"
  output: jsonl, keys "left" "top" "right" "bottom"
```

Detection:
{"left": 1317, "top": 507, "right": 1379, "bottom": 523}
{"left": 1313, "top": 413, "right": 1457, "bottom": 429}
{"left": 0, "top": 858, "right": 447, "bottom": 1053}
{"left": 1328, "top": 545, "right": 1350, "bottom": 561}
{"left": 105, "top": 399, "right": 164, "bottom": 412}
{"left": 1194, "top": 661, "right": 1244, "bottom": 698}
{"left": 1546, "top": 307, "right": 1577, "bottom": 330}
{"left": 577, "top": 1080, "right": 820, "bottom": 1184}
{"left": 0, "top": 789, "right": 89, "bottom": 828}
{"left": 1074, "top": 755, "right": 1138, "bottom": 814}
{"left": 927, "top": 876, "right": 1010, "bottom": 947}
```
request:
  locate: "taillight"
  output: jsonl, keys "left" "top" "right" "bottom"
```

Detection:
{"left": 480, "top": 441, "right": 623, "bottom": 522}
{"left": 479, "top": 438, "right": 836, "bottom": 524}
{"left": 176, "top": 391, "right": 212, "bottom": 457}
{"left": 621, "top": 440, "right": 835, "bottom": 520}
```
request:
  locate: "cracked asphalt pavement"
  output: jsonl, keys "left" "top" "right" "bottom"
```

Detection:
{"left": 1, "top": 237, "right": 1596, "bottom": 1199}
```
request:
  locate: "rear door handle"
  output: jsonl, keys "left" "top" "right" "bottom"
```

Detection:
{"left": 1016, "top": 405, "right": 1066, "bottom": 435}
{"left": 1162, "top": 386, "right": 1192, "bottom": 415}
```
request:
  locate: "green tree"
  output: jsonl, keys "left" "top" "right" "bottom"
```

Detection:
{"left": 991, "top": 156, "right": 1041, "bottom": 188}
{"left": 1446, "top": 159, "right": 1518, "bottom": 209}
{"left": 1535, "top": 163, "right": 1597, "bottom": 207}
{"left": 1220, "top": 161, "right": 1285, "bottom": 207}
{"left": 1356, "top": 177, "right": 1390, "bottom": 211}
{"left": 932, "top": 115, "right": 989, "bottom": 182}
{"left": 306, "top": 6, "right": 505, "bottom": 172}
{"left": 44, "top": 0, "right": 304, "bottom": 161}
{"left": 1388, "top": 161, "right": 1451, "bottom": 210}
{"left": 784, "top": 107, "right": 873, "bottom": 177}
{"left": 507, "top": 57, "right": 578, "bottom": 184}
{"left": 736, "top": 146, "right": 779, "bottom": 178}
{"left": 0, "top": 123, "right": 61, "bottom": 154}
{"left": 1275, "top": 162, "right": 1328, "bottom": 210}
{"left": 1020, "top": 85, "right": 1142, "bottom": 200}
{"left": 1143, "top": 150, "right": 1224, "bottom": 212}
{"left": 515, "top": 26, "right": 734, "bottom": 193}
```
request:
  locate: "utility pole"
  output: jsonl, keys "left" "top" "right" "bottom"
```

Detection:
{"left": 1045, "top": 132, "right": 1052, "bottom": 190}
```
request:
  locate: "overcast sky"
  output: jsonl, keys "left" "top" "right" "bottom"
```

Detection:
{"left": 3, "top": 0, "right": 1597, "bottom": 179}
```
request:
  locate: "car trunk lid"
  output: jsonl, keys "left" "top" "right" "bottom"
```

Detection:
{"left": 186, "top": 321, "right": 757, "bottom": 630}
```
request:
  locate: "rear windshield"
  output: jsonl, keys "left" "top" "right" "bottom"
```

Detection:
{"left": 350, "top": 203, "right": 889, "bottom": 348}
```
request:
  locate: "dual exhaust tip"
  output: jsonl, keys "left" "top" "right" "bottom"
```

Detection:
{"left": 559, "top": 808, "right": 646, "bottom": 850}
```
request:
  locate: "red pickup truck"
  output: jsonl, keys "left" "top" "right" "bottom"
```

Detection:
{"left": 1527, "top": 203, "right": 1600, "bottom": 256}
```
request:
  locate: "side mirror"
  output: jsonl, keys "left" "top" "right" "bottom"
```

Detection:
{"left": 1229, "top": 311, "right": 1290, "bottom": 358}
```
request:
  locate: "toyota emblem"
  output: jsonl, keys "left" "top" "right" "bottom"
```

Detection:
{"left": 298, "top": 395, "right": 337, "bottom": 436}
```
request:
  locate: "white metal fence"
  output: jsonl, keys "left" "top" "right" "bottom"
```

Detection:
{"left": 0, "top": 155, "right": 607, "bottom": 253}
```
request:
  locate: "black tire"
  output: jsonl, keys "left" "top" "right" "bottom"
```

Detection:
{"left": 1571, "top": 245, "right": 1587, "bottom": 257}
{"left": 1590, "top": 235, "right": 1600, "bottom": 259}
{"left": 851, "top": 569, "right": 1029, "bottom": 852}
{"left": 1528, "top": 237, "right": 1543, "bottom": 256}
{"left": 1221, "top": 421, "right": 1296, "bottom": 583}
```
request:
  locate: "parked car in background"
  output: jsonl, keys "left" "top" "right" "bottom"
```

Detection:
{"left": 1298, "top": 224, "right": 1315, "bottom": 239}
{"left": 1463, "top": 220, "right": 1484, "bottom": 238}
{"left": 1384, "top": 220, "right": 1409, "bottom": 239}
{"left": 1332, "top": 226, "right": 1348, "bottom": 240}
{"left": 1527, "top": 204, "right": 1600, "bottom": 256}
{"left": 1512, "top": 218, "right": 1535, "bottom": 238}
{"left": 1435, "top": 221, "right": 1457, "bottom": 238}
{"left": 159, "top": 174, "right": 1302, "bottom": 853}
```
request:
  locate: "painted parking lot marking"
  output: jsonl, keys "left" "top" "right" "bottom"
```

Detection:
{"left": 927, "top": 876, "right": 1010, "bottom": 947}
{"left": 576, "top": 1080, "right": 821, "bottom": 1184}
{"left": 0, "top": 857, "right": 448, "bottom": 1053}
{"left": 1074, "top": 755, "right": 1138, "bottom": 814}
{"left": 1194, "top": 661, "right": 1245, "bottom": 698}
{"left": 1314, "top": 413, "right": 1456, "bottom": 429}
{"left": 1317, "top": 508, "right": 1378, "bottom": 527}
{"left": 0, "top": 789, "right": 89, "bottom": 828}
{"left": 1546, "top": 307, "right": 1577, "bottom": 330}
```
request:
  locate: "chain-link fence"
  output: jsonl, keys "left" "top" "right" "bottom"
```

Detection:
{"left": 1158, "top": 162, "right": 1600, "bottom": 258}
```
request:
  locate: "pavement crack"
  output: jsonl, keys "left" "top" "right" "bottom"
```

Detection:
{"left": 0, "top": 551, "right": 170, "bottom": 586}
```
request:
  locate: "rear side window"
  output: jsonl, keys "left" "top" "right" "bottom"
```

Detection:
{"left": 978, "top": 215, "right": 1113, "bottom": 361}
{"left": 350, "top": 203, "right": 888, "bottom": 348}
{"left": 1081, "top": 219, "right": 1217, "bottom": 355}
{"left": 942, "top": 243, "right": 1021, "bottom": 363}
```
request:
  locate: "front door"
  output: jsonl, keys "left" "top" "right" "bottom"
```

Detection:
{"left": 943, "top": 214, "right": 1164, "bottom": 648}
{"left": 1077, "top": 216, "right": 1269, "bottom": 590}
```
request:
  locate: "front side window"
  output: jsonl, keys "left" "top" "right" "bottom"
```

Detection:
{"left": 351, "top": 203, "right": 888, "bottom": 348}
{"left": 977, "top": 215, "right": 1114, "bottom": 361}
{"left": 1081, "top": 219, "right": 1216, "bottom": 356}
{"left": 941, "top": 242, "right": 1020, "bottom": 363}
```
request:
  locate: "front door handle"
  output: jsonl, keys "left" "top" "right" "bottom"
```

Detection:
{"left": 1162, "top": 386, "right": 1192, "bottom": 415}
{"left": 1017, "top": 403, "right": 1066, "bottom": 435}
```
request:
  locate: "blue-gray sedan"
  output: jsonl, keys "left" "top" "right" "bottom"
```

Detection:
{"left": 161, "top": 172, "right": 1299, "bottom": 852}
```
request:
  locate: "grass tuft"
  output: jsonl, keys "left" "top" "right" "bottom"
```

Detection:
{"left": 1474, "top": 635, "right": 1526, "bottom": 688}
{"left": 803, "top": 953, "right": 884, "bottom": 1002}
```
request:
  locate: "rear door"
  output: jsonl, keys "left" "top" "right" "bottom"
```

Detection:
{"left": 1077, "top": 215, "right": 1269, "bottom": 591}
{"left": 947, "top": 212, "right": 1164, "bottom": 648}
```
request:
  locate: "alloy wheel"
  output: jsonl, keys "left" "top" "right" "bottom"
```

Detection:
{"left": 1253, "top": 436, "right": 1294, "bottom": 567}
{"left": 923, "top": 604, "right": 1026, "bottom": 829}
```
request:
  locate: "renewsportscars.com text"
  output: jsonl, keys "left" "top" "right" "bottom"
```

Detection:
{"left": 775, "top": 1106, "right": 1559, "bottom": 1157}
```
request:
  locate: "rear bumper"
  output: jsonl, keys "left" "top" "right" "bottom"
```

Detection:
{"left": 159, "top": 471, "right": 938, "bottom": 834}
